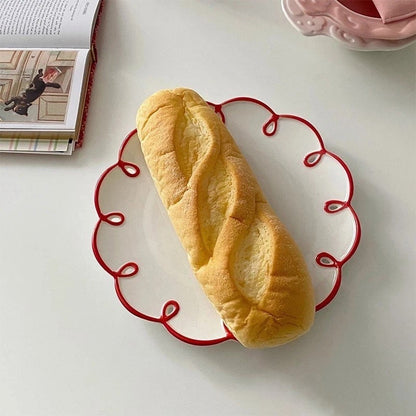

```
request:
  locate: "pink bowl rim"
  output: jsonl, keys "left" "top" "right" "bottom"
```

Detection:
{"left": 283, "top": 0, "right": 416, "bottom": 40}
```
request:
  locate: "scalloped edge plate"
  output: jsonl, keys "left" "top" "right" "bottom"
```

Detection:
{"left": 92, "top": 96, "right": 361, "bottom": 346}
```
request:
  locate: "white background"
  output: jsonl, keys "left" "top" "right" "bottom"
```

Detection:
{"left": 0, "top": 1, "right": 415, "bottom": 415}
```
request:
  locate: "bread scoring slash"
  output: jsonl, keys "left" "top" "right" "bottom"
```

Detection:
{"left": 136, "top": 88, "right": 315, "bottom": 348}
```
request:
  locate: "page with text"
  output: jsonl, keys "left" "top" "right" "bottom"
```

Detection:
{"left": 0, "top": 0, "right": 101, "bottom": 49}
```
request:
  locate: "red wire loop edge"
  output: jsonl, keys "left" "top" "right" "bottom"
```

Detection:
{"left": 92, "top": 97, "right": 361, "bottom": 345}
{"left": 209, "top": 98, "right": 361, "bottom": 312}
{"left": 92, "top": 128, "right": 236, "bottom": 345}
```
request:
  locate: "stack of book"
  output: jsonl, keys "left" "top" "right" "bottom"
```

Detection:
{"left": 0, "top": 0, "right": 103, "bottom": 155}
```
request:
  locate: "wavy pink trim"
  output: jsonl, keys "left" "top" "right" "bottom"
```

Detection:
{"left": 282, "top": 0, "right": 416, "bottom": 51}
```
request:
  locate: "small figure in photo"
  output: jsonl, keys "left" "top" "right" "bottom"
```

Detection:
{"left": 3, "top": 69, "right": 61, "bottom": 116}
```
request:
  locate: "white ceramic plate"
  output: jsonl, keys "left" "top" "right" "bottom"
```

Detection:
{"left": 93, "top": 97, "right": 361, "bottom": 346}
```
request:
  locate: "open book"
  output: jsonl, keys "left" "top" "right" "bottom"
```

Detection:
{"left": 0, "top": 0, "right": 103, "bottom": 155}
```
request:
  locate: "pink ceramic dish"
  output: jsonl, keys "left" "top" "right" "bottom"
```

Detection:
{"left": 282, "top": 0, "right": 416, "bottom": 50}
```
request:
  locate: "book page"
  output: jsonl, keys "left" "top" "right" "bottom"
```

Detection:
{"left": 0, "top": 137, "right": 74, "bottom": 154}
{"left": 0, "top": 48, "right": 90, "bottom": 131}
{"left": 0, "top": 0, "right": 102, "bottom": 49}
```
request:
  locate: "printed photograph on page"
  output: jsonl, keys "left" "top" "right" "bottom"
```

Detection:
{"left": 0, "top": 50, "right": 77, "bottom": 123}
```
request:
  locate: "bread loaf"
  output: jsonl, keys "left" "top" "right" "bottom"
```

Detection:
{"left": 136, "top": 88, "right": 315, "bottom": 348}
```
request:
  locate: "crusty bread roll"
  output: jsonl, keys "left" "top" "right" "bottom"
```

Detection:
{"left": 136, "top": 88, "right": 315, "bottom": 348}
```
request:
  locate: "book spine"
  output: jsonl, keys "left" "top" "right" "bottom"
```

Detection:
{"left": 76, "top": 0, "right": 104, "bottom": 148}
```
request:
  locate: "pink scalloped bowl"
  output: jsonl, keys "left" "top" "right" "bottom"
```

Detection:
{"left": 92, "top": 97, "right": 361, "bottom": 346}
{"left": 282, "top": 0, "right": 416, "bottom": 50}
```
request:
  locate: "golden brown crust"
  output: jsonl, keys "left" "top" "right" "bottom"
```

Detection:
{"left": 136, "top": 88, "right": 315, "bottom": 348}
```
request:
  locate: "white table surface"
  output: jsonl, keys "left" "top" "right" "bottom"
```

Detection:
{"left": 1, "top": 1, "right": 415, "bottom": 415}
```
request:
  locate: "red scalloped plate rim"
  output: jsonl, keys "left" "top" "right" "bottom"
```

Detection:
{"left": 92, "top": 96, "right": 361, "bottom": 346}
